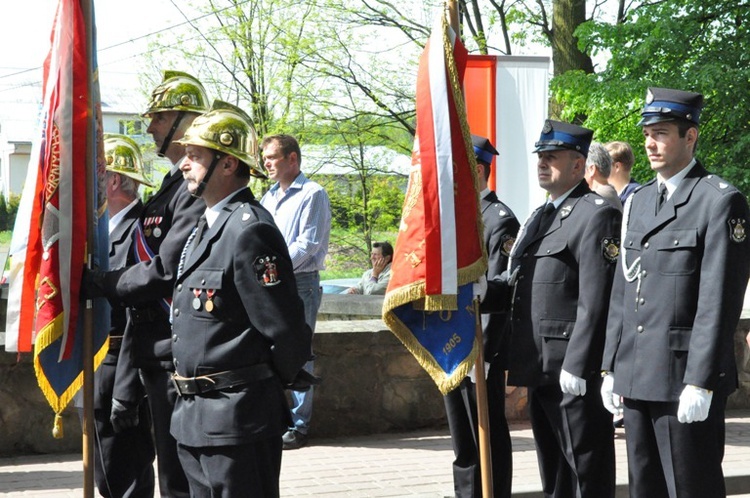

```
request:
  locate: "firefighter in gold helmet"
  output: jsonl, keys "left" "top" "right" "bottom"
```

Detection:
{"left": 89, "top": 72, "right": 210, "bottom": 497}
{"left": 176, "top": 99, "right": 267, "bottom": 198}
{"left": 78, "top": 133, "right": 157, "bottom": 496}
{"left": 143, "top": 70, "right": 208, "bottom": 162}
{"left": 104, "top": 134, "right": 155, "bottom": 188}
{"left": 170, "top": 100, "right": 311, "bottom": 496}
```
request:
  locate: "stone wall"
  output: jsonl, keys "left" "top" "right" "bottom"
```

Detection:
{"left": 0, "top": 292, "right": 749, "bottom": 455}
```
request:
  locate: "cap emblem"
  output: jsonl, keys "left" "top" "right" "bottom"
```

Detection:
{"left": 645, "top": 89, "right": 654, "bottom": 104}
{"left": 219, "top": 132, "right": 234, "bottom": 146}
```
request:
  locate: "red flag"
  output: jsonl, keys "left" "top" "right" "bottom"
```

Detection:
{"left": 4, "top": 0, "right": 108, "bottom": 424}
{"left": 382, "top": 12, "right": 486, "bottom": 395}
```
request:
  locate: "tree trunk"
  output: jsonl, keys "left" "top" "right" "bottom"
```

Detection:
{"left": 551, "top": 0, "right": 594, "bottom": 77}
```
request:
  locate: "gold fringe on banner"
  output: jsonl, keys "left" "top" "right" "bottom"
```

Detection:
{"left": 34, "top": 318, "right": 110, "bottom": 438}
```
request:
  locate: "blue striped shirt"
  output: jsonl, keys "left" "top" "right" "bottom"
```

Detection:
{"left": 260, "top": 172, "right": 331, "bottom": 273}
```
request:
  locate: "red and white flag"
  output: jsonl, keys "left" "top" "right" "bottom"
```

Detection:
{"left": 382, "top": 11, "right": 486, "bottom": 395}
{"left": 4, "top": 0, "right": 109, "bottom": 423}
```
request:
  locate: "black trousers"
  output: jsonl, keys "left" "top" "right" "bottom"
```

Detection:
{"left": 77, "top": 360, "right": 155, "bottom": 498}
{"left": 623, "top": 396, "right": 727, "bottom": 498}
{"left": 177, "top": 436, "right": 283, "bottom": 498}
{"left": 528, "top": 378, "right": 615, "bottom": 498}
{"left": 141, "top": 368, "right": 190, "bottom": 498}
{"left": 443, "top": 362, "right": 513, "bottom": 498}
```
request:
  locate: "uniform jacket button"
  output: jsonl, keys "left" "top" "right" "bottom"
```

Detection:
{"left": 637, "top": 325, "right": 644, "bottom": 333}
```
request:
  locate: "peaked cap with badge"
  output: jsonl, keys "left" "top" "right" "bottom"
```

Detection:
{"left": 533, "top": 120, "right": 594, "bottom": 157}
{"left": 602, "top": 85, "right": 750, "bottom": 497}
{"left": 638, "top": 87, "right": 704, "bottom": 127}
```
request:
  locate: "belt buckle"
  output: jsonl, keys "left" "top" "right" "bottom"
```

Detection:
{"left": 171, "top": 373, "right": 186, "bottom": 396}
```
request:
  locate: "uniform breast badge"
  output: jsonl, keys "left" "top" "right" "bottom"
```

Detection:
{"left": 501, "top": 234, "right": 516, "bottom": 257}
{"left": 192, "top": 288, "right": 202, "bottom": 310}
{"left": 255, "top": 256, "right": 281, "bottom": 286}
{"left": 602, "top": 237, "right": 620, "bottom": 263}
{"left": 729, "top": 218, "right": 747, "bottom": 243}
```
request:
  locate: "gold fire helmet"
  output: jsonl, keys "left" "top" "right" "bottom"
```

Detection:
{"left": 175, "top": 100, "right": 267, "bottom": 178}
{"left": 142, "top": 70, "right": 209, "bottom": 117}
{"left": 103, "top": 134, "right": 155, "bottom": 188}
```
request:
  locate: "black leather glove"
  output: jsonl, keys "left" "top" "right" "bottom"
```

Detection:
{"left": 285, "top": 369, "right": 322, "bottom": 392}
{"left": 81, "top": 267, "right": 107, "bottom": 299}
{"left": 110, "top": 398, "right": 139, "bottom": 433}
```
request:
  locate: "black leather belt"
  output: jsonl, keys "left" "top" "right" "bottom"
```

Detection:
{"left": 129, "top": 306, "right": 165, "bottom": 324}
{"left": 171, "top": 364, "right": 275, "bottom": 396}
{"left": 108, "top": 335, "right": 124, "bottom": 351}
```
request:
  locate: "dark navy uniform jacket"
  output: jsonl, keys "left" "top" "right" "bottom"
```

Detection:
{"left": 603, "top": 162, "right": 750, "bottom": 400}
{"left": 100, "top": 169, "right": 206, "bottom": 381}
{"left": 481, "top": 190, "right": 519, "bottom": 364}
{"left": 485, "top": 180, "right": 622, "bottom": 387}
{"left": 170, "top": 188, "right": 312, "bottom": 447}
{"left": 96, "top": 200, "right": 144, "bottom": 408}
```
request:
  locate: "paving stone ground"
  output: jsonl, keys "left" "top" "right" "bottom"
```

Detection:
{"left": 1, "top": 410, "right": 750, "bottom": 497}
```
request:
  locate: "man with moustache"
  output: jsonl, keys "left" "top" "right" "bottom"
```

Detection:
{"left": 171, "top": 100, "right": 312, "bottom": 496}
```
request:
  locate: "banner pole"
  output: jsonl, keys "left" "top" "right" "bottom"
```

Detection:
{"left": 81, "top": 0, "right": 95, "bottom": 496}
{"left": 473, "top": 298, "right": 494, "bottom": 497}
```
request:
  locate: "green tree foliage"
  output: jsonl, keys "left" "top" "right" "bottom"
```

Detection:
{"left": 553, "top": 0, "right": 750, "bottom": 193}
{"left": 0, "top": 194, "right": 21, "bottom": 232}
{"left": 0, "top": 195, "right": 7, "bottom": 231}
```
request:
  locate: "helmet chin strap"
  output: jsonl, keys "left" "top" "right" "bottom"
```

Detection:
{"left": 192, "top": 152, "right": 225, "bottom": 198}
{"left": 158, "top": 110, "right": 186, "bottom": 157}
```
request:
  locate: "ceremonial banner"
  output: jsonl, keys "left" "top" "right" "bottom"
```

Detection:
{"left": 4, "top": 0, "right": 109, "bottom": 429}
{"left": 382, "top": 12, "right": 486, "bottom": 395}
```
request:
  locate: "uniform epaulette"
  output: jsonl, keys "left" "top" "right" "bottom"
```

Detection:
{"left": 237, "top": 203, "right": 261, "bottom": 224}
{"left": 581, "top": 193, "right": 612, "bottom": 208}
{"left": 704, "top": 174, "right": 738, "bottom": 194}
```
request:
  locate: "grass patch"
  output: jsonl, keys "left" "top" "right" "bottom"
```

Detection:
{"left": 0, "top": 231, "right": 11, "bottom": 245}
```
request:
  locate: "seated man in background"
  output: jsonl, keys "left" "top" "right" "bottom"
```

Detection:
{"left": 345, "top": 241, "right": 393, "bottom": 295}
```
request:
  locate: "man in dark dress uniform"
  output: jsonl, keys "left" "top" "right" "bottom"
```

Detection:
{"left": 77, "top": 134, "right": 156, "bottom": 497}
{"left": 601, "top": 87, "right": 750, "bottom": 498}
{"left": 86, "top": 71, "right": 208, "bottom": 497}
{"left": 484, "top": 120, "right": 621, "bottom": 498}
{"left": 170, "top": 100, "right": 312, "bottom": 497}
{"left": 443, "top": 135, "right": 518, "bottom": 498}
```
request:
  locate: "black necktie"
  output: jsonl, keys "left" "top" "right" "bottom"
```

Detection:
{"left": 656, "top": 183, "right": 668, "bottom": 214}
{"left": 532, "top": 202, "right": 556, "bottom": 238}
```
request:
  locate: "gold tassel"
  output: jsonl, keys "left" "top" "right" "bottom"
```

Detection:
{"left": 52, "top": 413, "right": 63, "bottom": 439}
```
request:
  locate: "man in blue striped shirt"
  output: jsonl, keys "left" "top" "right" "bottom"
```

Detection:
{"left": 260, "top": 134, "right": 332, "bottom": 450}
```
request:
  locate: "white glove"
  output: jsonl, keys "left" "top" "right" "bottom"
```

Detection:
{"left": 467, "top": 362, "right": 490, "bottom": 383}
{"left": 559, "top": 369, "right": 587, "bottom": 396}
{"left": 473, "top": 275, "right": 487, "bottom": 303}
{"left": 677, "top": 385, "right": 713, "bottom": 423}
{"left": 600, "top": 372, "right": 623, "bottom": 416}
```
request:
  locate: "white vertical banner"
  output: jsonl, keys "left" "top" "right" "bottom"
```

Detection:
{"left": 493, "top": 56, "right": 550, "bottom": 222}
